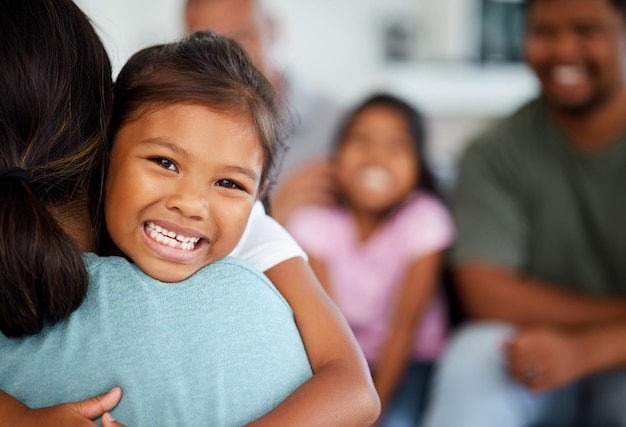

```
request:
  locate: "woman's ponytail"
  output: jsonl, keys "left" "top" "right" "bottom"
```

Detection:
{"left": 0, "top": 0, "right": 113, "bottom": 337}
{"left": 0, "top": 175, "right": 88, "bottom": 337}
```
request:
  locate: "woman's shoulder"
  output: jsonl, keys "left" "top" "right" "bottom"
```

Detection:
{"left": 200, "top": 257, "right": 273, "bottom": 284}
{"left": 83, "top": 252, "right": 136, "bottom": 281}
{"left": 193, "top": 257, "right": 293, "bottom": 309}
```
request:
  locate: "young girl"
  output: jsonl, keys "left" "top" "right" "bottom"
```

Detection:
{"left": 286, "top": 94, "right": 455, "bottom": 427}
{"left": 0, "top": 7, "right": 378, "bottom": 424}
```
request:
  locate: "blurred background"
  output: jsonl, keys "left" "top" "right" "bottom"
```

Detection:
{"left": 75, "top": 0, "right": 538, "bottom": 181}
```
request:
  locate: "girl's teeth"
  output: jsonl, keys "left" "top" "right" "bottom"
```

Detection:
{"left": 360, "top": 167, "right": 392, "bottom": 192}
{"left": 147, "top": 222, "right": 200, "bottom": 251}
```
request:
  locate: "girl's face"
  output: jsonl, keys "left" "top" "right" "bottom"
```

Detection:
{"left": 335, "top": 105, "right": 418, "bottom": 215}
{"left": 104, "top": 103, "right": 264, "bottom": 282}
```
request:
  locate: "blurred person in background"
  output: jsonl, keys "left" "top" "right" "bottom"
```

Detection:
{"left": 287, "top": 93, "right": 454, "bottom": 427}
{"left": 422, "top": 0, "right": 626, "bottom": 426}
{"left": 185, "top": 0, "right": 344, "bottom": 224}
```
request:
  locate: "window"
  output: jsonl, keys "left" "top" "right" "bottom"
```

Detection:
{"left": 480, "top": 0, "right": 525, "bottom": 62}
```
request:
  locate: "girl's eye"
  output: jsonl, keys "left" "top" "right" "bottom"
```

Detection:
{"left": 216, "top": 179, "right": 244, "bottom": 191}
{"left": 151, "top": 157, "right": 177, "bottom": 171}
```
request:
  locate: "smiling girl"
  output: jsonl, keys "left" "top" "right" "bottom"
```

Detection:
{"left": 287, "top": 93, "right": 454, "bottom": 427}
{"left": 0, "top": 29, "right": 378, "bottom": 426}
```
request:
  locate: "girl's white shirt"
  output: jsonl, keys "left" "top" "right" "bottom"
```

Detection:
{"left": 229, "top": 201, "right": 307, "bottom": 272}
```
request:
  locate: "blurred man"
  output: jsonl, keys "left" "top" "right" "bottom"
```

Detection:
{"left": 423, "top": 0, "right": 626, "bottom": 426}
{"left": 185, "top": 0, "right": 343, "bottom": 224}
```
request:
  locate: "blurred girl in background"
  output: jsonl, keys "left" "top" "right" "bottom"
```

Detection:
{"left": 287, "top": 93, "right": 454, "bottom": 427}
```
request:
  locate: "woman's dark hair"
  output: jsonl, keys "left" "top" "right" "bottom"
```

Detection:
{"left": 0, "top": 0, "right": 113, "bottom": 337}
{"left": 333, "top": 93, "right": 439, "bottom": 196}
{"left": 111, "top": 30, "right": 286, "bottom": 199}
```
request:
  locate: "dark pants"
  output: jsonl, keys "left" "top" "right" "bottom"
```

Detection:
{"left": 378, "top": 361, "right": 434, "bottom": 427}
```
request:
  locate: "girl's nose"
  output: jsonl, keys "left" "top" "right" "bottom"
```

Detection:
{"left": 165, "top": 183, "right": 210, "bottom": 220}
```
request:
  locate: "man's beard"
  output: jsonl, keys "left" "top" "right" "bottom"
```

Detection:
{"left": 543, "top": 83, "right": 618, "bottom": 117}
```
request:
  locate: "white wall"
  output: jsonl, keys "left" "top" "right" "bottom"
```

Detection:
{"left": 75, "top": 0, "right": 186, "bottom": 77}
{"left": 75, "top": 0, "right": 538, "bottom": 169}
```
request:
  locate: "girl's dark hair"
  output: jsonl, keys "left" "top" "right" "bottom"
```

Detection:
{"left": 333, "top": 93, "right": 439, "bottom": 196}
{"left": 0, "top": 0, "right": 113, "bottom": 337}
{"left": 111, "top": 30, "right": 286, "bottom": 199}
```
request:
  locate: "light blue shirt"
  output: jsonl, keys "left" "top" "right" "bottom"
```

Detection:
{"left": 0, "top": 253, "right": 312, "bottom": 426}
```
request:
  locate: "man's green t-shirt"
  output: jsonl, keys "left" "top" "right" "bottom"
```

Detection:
{"left": 452, "top": 98, "right": 626, "bottom": 295}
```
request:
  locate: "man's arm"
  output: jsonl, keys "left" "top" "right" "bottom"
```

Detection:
{"left": 455, "top": 262, "right": 626, "bottom": 326}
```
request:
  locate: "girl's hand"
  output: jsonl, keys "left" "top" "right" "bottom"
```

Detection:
{"left": 5, "top": 387, "right": 124, "bottom": 427}
{"left": 102, "top": 412, "right": 127, "bottom": 427}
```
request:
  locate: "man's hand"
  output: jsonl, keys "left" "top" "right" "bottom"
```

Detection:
{"left": 270, "top": 159, "right": 336, "bottom": 225}
{"left": 504, "top": 326, "right": 587, "bottom": 392}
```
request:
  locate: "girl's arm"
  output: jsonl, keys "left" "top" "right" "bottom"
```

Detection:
{"left": 0, "top": 388, "right": 125, "bottom": 427}
{"left": 372, "top": 251, "right": 444, "bottom": 410}
{"left": 246, "top": 256, "right": 380, "bottom": 427}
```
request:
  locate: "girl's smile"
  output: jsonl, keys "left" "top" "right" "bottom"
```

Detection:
{"left": 141, "top": 220, "right": 208, "bottom": 264}
{"left": 145, "top": 221, "right": 202, "bottom": 251}
{"left": 357, "top": 166, "right": 394, "bottom": 193}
